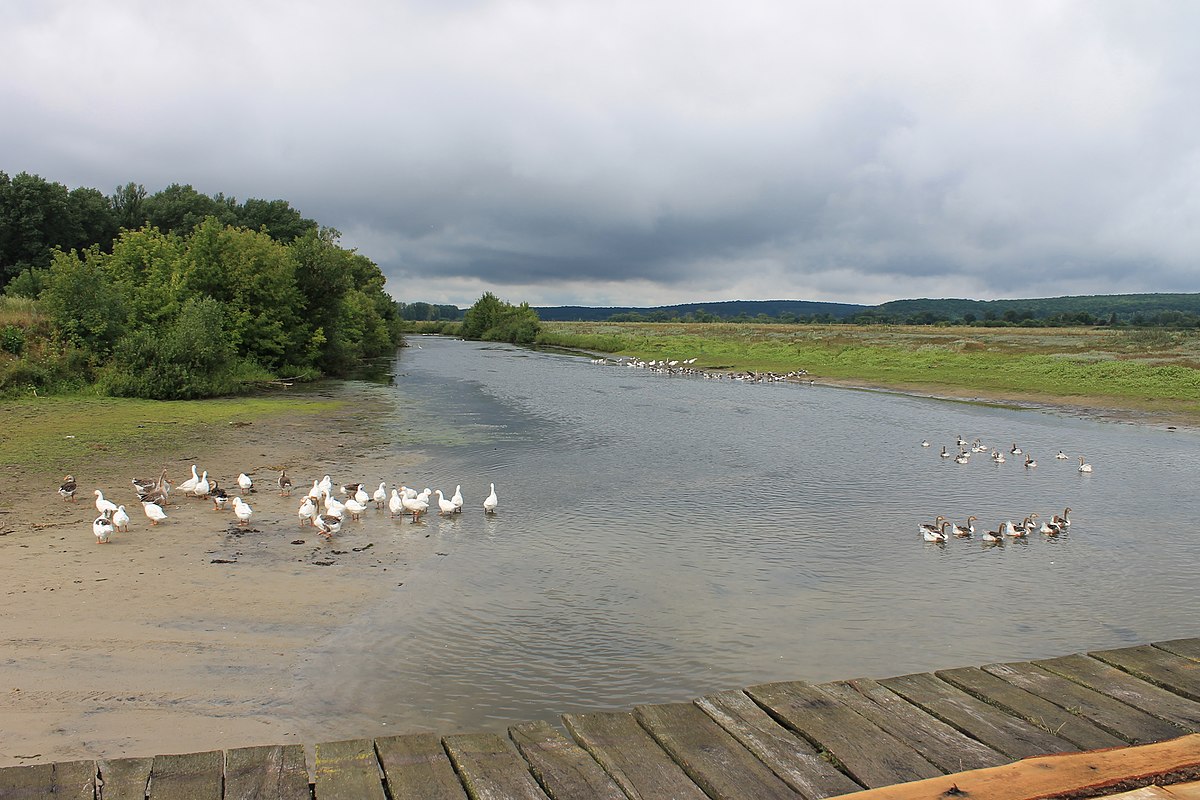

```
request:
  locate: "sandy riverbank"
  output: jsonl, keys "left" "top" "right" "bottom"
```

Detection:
{"left": 0, "top": 388, "right": 433, "bottom": 769}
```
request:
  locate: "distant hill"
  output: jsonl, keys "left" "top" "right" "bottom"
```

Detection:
{"left": 868, "top": 293, "right": 1200, "bottom": 322}
{"left": 532, "top": 299, "right": 866, "bottom": 321}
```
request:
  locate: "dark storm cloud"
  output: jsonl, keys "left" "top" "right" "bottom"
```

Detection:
{"left": 3, "top": 0, "right": 1199, "bottom": 306}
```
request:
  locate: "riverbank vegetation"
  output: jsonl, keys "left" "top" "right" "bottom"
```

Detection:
{"left": 0, "top": 172, "right": 402, "bottom": 399}
{"left": 400, "top": 292, "right": 541, "bottom": 345}
{"left": 536, "top": 321, "right": 1200, "bottom": 419}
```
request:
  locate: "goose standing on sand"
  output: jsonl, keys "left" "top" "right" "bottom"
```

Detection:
{"left": 178, "top": 464, "right": 200, "bottom": 494}
{"left": 1078, "top": 456, "right": 1093, "bottom": 473}
{"left": 402, "top": 492, "right": 429, "bottom": 521}
{"left": 278, "top": 470, "right": 293, "bottom": 496}
{"left": 93, "top": 515, "right": 113, "bottom": 544}
{"left": 314, "top": 512, "right": 342, "bottom": 538}
{"left": 59, "top": 475, "right": 77, "bottom": 502}
{"left": 373, "top": 482, "right": 388, "bottom": 509}
{"left": 297, "top": 496, "right": 317, "bottom": 526}
{"left": 94, "top": 490, "right": 119, "bottom": 517}
{"left": 132, "top": 468, "right": 168, "bottom": 496}
{"left": 210, "top": 481, "right": 229, "bottom": 511}
{"left": 192, "top": 471, "right": 210, "bottom": 498}
{"left": 237, "top": 472, "right": 253, "bottom": 493}
{"left": 143, "top": 501, "right": 167, "bottom": 525}
{"left": 450, "top": 484, "right": 464, "bottom": 513}
{"left": 483, "top": 483, "right": 498, "bottom": 514}
{"left": 232, "top": 497, "right": 253, "bottom": 526}
{"left": 111, "top": 505, "right": 130, "bottom": 533}
{"left": 354, "top": 485, "right": 371, "bottom": 507}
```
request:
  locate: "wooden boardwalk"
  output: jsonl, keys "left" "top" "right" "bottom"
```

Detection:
{"left": 2, "top": 637, "right": 1198, "bottom": 799}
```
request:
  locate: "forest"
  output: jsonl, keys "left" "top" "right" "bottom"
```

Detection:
{"left": 0, "top": 171, "right": 403, "bottom": 399}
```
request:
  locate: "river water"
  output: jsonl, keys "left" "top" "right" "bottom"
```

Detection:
{"left": 292, "top": 335, "right": 1199, "bottom": 738}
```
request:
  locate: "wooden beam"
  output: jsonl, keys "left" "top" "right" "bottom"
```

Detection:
{"left": 314, "top": 739, "right": 386, "bottom": 800}
{"left": 442, "top": 732, "right": 549, "bottom": 800}
{"left": 98, "top": 757, "right": 152, "bottom": 800}
{"left": 1092, "top": 646, "right": 1200, "bottom": 703}
{"left": 0, "top": 760, "right": 95, "bottom": 800}
{"left": 562, "top": 711, "right": 710, "bottom": 800}
{"left": 147, "top": 751, "right": 223, "bottom": 800}
{"left": 509, "top": 720, "right": 626, "bottom": 800}
{"left": 823, "top": 733, "right": 1200, "bottom": 800}
{"left": 1034, "top": 654, "right": 1200, "bottom": 732}
{"left": 374, "top": 733, "right": 466, "bottom": 800}
{"left": 223, "top": 745, "right": 309, "bottom": 800}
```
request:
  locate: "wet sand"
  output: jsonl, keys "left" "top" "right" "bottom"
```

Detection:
{"left": 0, "top": 391, "right": 431, "bottom": 768}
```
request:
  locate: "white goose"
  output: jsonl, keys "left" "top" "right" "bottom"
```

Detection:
{"left": 450, "top": 485, "right": 464, "bottom": 513}
{"left": 435, "top": 489, "right": 456, "bottom": 516}
{"left": 112, "top": 505, "right": 130, "bottom": 533}
{"left": 1011, "top": 443, "right": 1022, "bottom": 455}
{"left": 354, "top": 486, "right": 371, "bottom": 507}
{"left": 373, "top": 482, "right": 388, "bottom": 509}
{"left": 388, "top": 488, "right": 404, "bottom": 518}
{"left": 483, "top": 483, "right": 498, "bottom": 514}
{"left": 143, "top": 501, "right": 168, "bottom": 525}
{"left": 939, "top": 446, "right": 951, "bottom": 458}
{"left": 192, "top": 471, "right": 210, "bottom": 498}
{"left": 93, "top": 515, "right": 113, "bottom": 544}
{"left": 314, "top": 512, "right": 342, "bottom": 538}
{"left": 178, "top": 464, "right": 200, "bottom": 494}
{"left": 237, "top": 473, "right": 253, "bottom": 492}
{"left": 94, "top": 490, "right": 119, "bottom": 517}
{"left": 232, "top": 497, "right": 253, "bottom": 526}
{"left": 401, "top": 492, "right": 428, "bottom": 521}
{"left": 1056, "top": 450, "right": 1069, "bottom": 460}
{"left": 298, "top": 496, "right": 317, "bottom": 526}
{"left": 1078, "top": 456, "right": 1093, "bottom": 473}
{"left": 344, "top": 496, "right": 368, "bottom": 521}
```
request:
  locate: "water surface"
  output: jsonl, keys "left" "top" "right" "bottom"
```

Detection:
{"left": 293, "top": 336, "right": 1199, "bottom": 736}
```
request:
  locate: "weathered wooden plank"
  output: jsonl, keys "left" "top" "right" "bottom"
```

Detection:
{"left": 745, "top": 681, "right": 940, "bottom": 788}
{"left": 442, "top": 732, "right": 548, "bottom": 800}
{"left": 817, "top": 679, "right": 1007, "bottom": 774}
{"left": 98, "top": 757, "right": 152, "bottom": 800}
{"left": 374, "top": 733, "right": 466, "bottom": 800}
{"left": 936, "top": 666, "right": 1126, "bottom": 749}
{"left": 696, "top": 690, "right": 862, "bottom": 800}
{"left": 314, "top": 739, "right": 386, "bottom": 800}
{"left": 632, "top": 702, "right": 800, "bottom": 800}
{"left": 982, "top": 661, "right": 1188, "bottom": 744}
{"left": 878, "top": 672, "right": 1076, "bottom": 759}
{"left": 0, "top": 760, "right": 95, "bottom": 800}
{"left": 1092, "top": 645, "right": 1200, "bottom": 702}
{"left": 1035, "top": 653, "right": 1200, "bottom": 731}
{"left": 223, "top": 745, "right": 309, "bottom": 800}
{"left": 562, "top": 711, "right": 709, "bottom": 800}
{"left": 1108, "top": 788, "right": 1182, "bottom": 800}
{"left": 802, "top": 732, "right": 1200, "bottom": 800}
{"left": 509, "top": 720, "right": 625, "bottom": 800}
{"left": 147, "top": 751, "right": 222, "bottom": 800}
{"left": 1164, "top": 779, "right": 1200, "bottom": 800}
{"left": 1155, "top": 639, "right": 1200, "bottom": 662}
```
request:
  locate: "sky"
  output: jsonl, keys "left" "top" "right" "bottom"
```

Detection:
{"left": 3, "top": 1, "right": 1199, "bottom": 308}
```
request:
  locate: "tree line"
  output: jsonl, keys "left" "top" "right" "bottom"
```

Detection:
{"left": 1, "top": 171, "right": 402, "bottom": 399}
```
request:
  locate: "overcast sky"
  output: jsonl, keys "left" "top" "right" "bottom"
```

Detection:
{"left": 3, "top": 1, "right": 1198, "bottom": 307}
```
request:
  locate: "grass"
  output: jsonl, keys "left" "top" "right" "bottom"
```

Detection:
{"left": 0, "top": 393, "right": 342, "bottom": 472}
{"left": 537, "top": 322, "right": 1200, "bottom": 420}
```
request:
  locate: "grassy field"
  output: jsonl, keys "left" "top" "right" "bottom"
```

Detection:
{"left": 537, "top": 322, "right": 1200, "bottom": 420}
{"left": 0, "top": 394, "right": 342, "bottom": 472}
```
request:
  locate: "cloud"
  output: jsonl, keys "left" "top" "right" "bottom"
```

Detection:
{"left": 3, "top": 0, "right": 1199, "bottom": 306}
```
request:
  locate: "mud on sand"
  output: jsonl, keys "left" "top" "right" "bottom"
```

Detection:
{"left": 0, "top": 387, "right": 431, "bottom": 769}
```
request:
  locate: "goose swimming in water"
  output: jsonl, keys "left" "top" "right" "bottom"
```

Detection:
{"left": 919, "top": 516, "right": 947, "bottom": 541}
{"left": 1011, "top": 443, "right": 1022, "bottom": 455}
{"left": 1024, "top": 455, "right": 1037, "bottom": 468}
{"left": 951, "top": 516, "right": 977, "bottom": 537}
{"left": 1052, "top": 507, "right": 1072, "bottom": 528}
{"left": 954, "top": 451, "right": 970, "bottom": 464}
{"left": 981, "top": 525, "right": 1004, "bottom": 543}
{"left": 1078, "top": 456, "right": 1093, "bottom": 473}
{"left": 940, "top": 446, "right": 950, "bottom": 458}
{"left": 921, "top": 440, "right": 930, "bottom": 447}
{"left": 1056, "top": 450, "right": 1069, "bottom": 460}
{"left": 991, "top": 450, "right": 1005, "bottom": 463}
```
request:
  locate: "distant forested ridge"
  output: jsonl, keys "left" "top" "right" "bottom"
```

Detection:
{"left": 534, "top": 299, "right": 866, "bottom": 322}
{"left": 1, "top": 170, "right": 402, "bottom": 399}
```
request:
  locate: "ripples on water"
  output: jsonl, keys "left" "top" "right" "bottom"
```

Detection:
{"left": 293, "top": 336, "right": 1200, "bottom": 738}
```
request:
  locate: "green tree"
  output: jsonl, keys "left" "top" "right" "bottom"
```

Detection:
{"left": 110, "top": 182, "right": 148, "bottom": 230}
{"left": 41, "top": 247, "right": 126, "bottom": 355}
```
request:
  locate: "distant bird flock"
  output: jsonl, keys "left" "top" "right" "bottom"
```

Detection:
{"left": 61, "top": 465, "right": 498, "bottom": 545}
{"left": 591, "top": 356, "right": 813, "bottom": 384}
{"left": 918, "top": 435, "right": 1091, "bottom": 545}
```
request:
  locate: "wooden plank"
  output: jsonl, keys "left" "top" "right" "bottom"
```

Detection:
{"left": 696, "top": 690, "right": 863, "bottom": 800}
{"left": 878, "top": 672, "right": 1077, "bottom": 759}
{"left": 562, "top": 711, "right": 709, "bottom": 800}
{"left": 148, "top": 751, "right": 222, "bottom": 800}
{"left": 632, "top": 701, "right": 800, "bottom": 800}
{"left": 98, "top": 757, "right": 152, "bottom": 800}
{"left": 817, "top": 679, "right": 1008, "bottom": 773}
{"left": 509, "top": 720, "right": 625, "bottom": 800}
{"left": 982, "top": 661, "right": 1188, "bottom": 744}
{"left": 1155, "top": 639, "right": 1200, "bottom": 663}
{"left": 1035, "top": 653, "right": 1200, "bottom": 732}
{"left": 745, "top": 681, "right": 941, "bottom": 788}
{"left": 314, "top": 739, "right": 386, "bottom": 800}
{"left": 935, "top": 666, "right": 1126, "bottom": 749}
{"left": 1092, "top": 645, "right": 1200, "bottom": 702}
{"left": 1164, "top": 779, "right": 1200, "bottom": 800}
{"left": 0, "top": 760, "right": 95, "bottom": 800}
{"left": 442, "top": 732, "right": 548, "bottom": 800}
{"left": 374, "top": 733, "right": 466, "bottom": 800}
{"left": 223, "top": 745, "right": 309, "bottom": 800}
{"left": 804, "top": 732, "right": 1200, "bottom": 800}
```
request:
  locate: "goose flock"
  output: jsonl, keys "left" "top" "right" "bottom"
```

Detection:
{"left": 919, "top": 433, "right": 1090, "bottom": 545}
{"left": 62, "top": 465, "right": 500, "bottom": 544}
{"left": 591, "top": 356, "right": 813, "bottom": 384}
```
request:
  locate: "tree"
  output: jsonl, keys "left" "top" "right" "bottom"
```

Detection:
{"left": 110, "top": 182, "right": 148, "bottom": 230}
